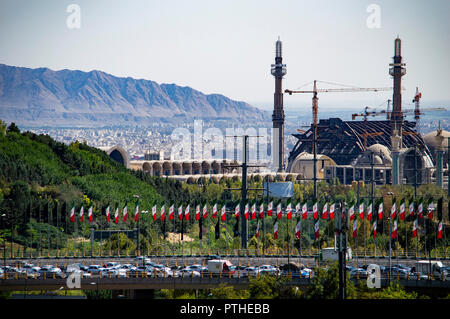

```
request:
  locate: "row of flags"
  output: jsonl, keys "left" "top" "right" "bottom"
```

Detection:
{"left": 68, "top": 197, "right": 446, "bottom": 241}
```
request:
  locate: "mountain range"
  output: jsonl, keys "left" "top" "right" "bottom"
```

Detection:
{"left": 0, "top": 64, "right": 268, "bottom": 127}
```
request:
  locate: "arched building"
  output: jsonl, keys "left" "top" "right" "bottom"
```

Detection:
{"left": 98, "top": 146, "right": 130, "bottom": 168}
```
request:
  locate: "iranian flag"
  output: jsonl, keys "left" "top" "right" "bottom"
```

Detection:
{"left": 203, "top": 204, "right": 208, "bottom": 219}
{"left": 160, "top": 205, "right": 166, "bottom": 221}
{"left": 295, "top": 220, "right": 301, "bottom": 240}
{"left": 372, "top": 220, "right": 377, "bottom": 238}
{"left": 114, "top": 207, "right": 119, "bottom": 224}
{"left": 322, "top": 202, "right": 328, "bottom": 220}
{"left": 256, "top": 221, "right": 260, "bottom": 238}
{"left": 267, "top": 201, "right": 273, "bottom": 216}
{"left": 276, "top": 201, "right": 282, "bottom": 220}
{"left": 70, "top": 206, "right": 75, "bottom": 223}
{"left": 251, "top": 202, "right": 256, "bottom": 220}
{"left": 286, "top": 199, "right": 292, "bottom": 220}
{"left": 295, "top": 201, "right": 301, "bottom": 217}
{"left": 330, "top": 202, "right": 335, "bottom": 220}
{"left": 418, "top": 199, "right": 423, "bottom": 219}
{"left": 412, "top": 218, "right": 418, "bottom": 238}
{"left": 367, "top": 200, "right": 373, "bottom": 222}
{"left": 178, "top": 205, "right": 183, "bottom": 220}
{"left": 235, "top": 203, "right": 240, "bottom": 219}
{"left": 212, "top": 203, "right": 218, "bottom": 219}
{"left": 302, "top": 202, "right": 308, "bottom": 219}
{"left": 392, "top": 218, "right": 398, "bottom": 239}
{"left": 352, "top": 219, "right": 357, "bottom": 238}
{"left": 259, "top": 202, "right": 265, "bottom": 219}
{"left": 409, "top": 198, "right": 415, "bottom": 217}
{"left": 273, "top": 219, "right": 279, "bottom": 239}
{"left": 313, "top": 200, "right": 318, "bottom": 220}
{"left": 152, "top": 205, "right": 157, "bottom": 221}
{"left": 399, "top": 198, "right": 406, "bottom": 220}
{"left": 88, "top": 206, "right": 93, "bottom": 223}
{"left": 349, "top": 203, "right": 355, "bottom": 221}
{"left": 134, "top": 202, "right": 140, "bottom": 222}
{"left": 244, "top": 202, "right": 249, "bottom": 220}
{"left": 359, "top": 201, "right": 364, "bottom": 220}
{"left": 80, "top": 206, "right": 84, "bottom": 222}
{"left": 195, "top": 204, "right": 201, "bottom": 220}
{"left": 314, "top": 219, "right": 320, "bottom": 239}
{"left": 437, "top": 221, "right": 443, "bottom": 239}
{"left": 169, "top": 204, "right": 174, "bottom": 220}
{"left": 105, "top": 206, "right": 110, "bottom": 223}
{"left": 221, "top": 205, "right": 226, "bottom": 222}
{"left": 378, "top": 199, "right": 383, "bottom": 220}
{"left": 391, "top": 198, "right": 397, "bottom": 220}
{"left": 427, "top": 198, "right": 434, "bottom": 220}
{"left": 122, "top": 204, "right": 128, "bottom": 222}
{"left": 185, "top": 204, "right": 190, "bottom": 220}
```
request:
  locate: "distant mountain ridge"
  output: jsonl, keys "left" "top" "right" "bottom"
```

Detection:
{"left": 0, "top": 64, "right": 268, "bottom": 126}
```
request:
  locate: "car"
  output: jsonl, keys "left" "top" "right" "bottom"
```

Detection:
{"left": 243, "top": 267, "right": 260, "bottom": 277}
{"left": 69, "top": 269, "right": 92, "bottom": 278}
{"left": 258, "top": 265, "right": 279, "bottom": 275}
{"left": 87, "top": 265, "right": 108, "bottom": 276}
{"left": 180, "top": 269, "right": 201, "bottom": 277}
{"left": 119, "top": 264, "right": 137, "bottom": 271}
{"left": 103, "top": 262, "right": 119, "bottom": 268}
{"left": 349, "top": 268, "right": 369, "bottom": 279}
{"left": 389, "top": 267, "right": 410, "bottom": 279}
{"left": 135, "top": 256, "right": 152, "bottom": 265}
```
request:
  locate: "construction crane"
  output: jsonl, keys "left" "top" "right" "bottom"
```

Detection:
{"left": 284, "top": 80, "right": 392, "bottom": 197}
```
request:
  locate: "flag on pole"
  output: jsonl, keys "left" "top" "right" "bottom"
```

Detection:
{"left": 359, "top": 201, "right": 364, "bottom": 220}
{"left": 70, "top": 206, "right": 75, "bottom": 223}
{"left": 322, "top": 202, "right": 328, "bottom": 220}
{"left": 244, "top": 202, "right": 249, "bottom": 220}
{"left": 391, "top": 198, "right": 397, "bottom": 220}
{"left": 105, "top": 206, "right": 110, "bottom": 223}
{"left": 267, "top": 201, "right": 273, "bottom": 216}
{"left": 212, "top": 203, "right": 218, "bottom": 219}
{"left": 134, "top": 201, "right": 140, "bottom": 222}
{"left": 409, "top": 197, "right": 415, "bottom": 217}
{"left": 295, "top": 201, "right": 301, "bottom": 216}
{"left": 234, "top": 203, "right": 240, "bottom": 219}
{"left": 221, "top": 205, "right": 226, "bottom": 222}
{"left": 286, "top": 199, "right": 292, "bottom": 220}
{"left": 203, "top": 203, "right": 208, "bottom": 219}
{"left": 185, "top": 204, "right": 190, "bottom": 220}
{"left": 412, "top": 218, "right": 418, "bottom": 238}
{"left": 114, "top": 207, "right": 119, "bottom": 224}
{"left": 313, "top": 200, "right": 318, "bottom": 220}
{"left": 152, "top": 205, "right": 157, "bottom": 221}
{"left": 276, "top": 201, "right": 282, "bottom": 220}
{"left": 273, "top": 219, "right": 279, "bottom": 239}
{"left": 88, "top": 206, "right": 93, "bottom": 222}
{"left": 418, "top": 198, "right": 423, "bottom": 219}
{"left": 251, "top": 202, "right": 257, "bottom": 220}
{"left": 437, "top": 220, "right": 443, "bottom": 239}
{"left": 367, "top": 200, "right": 373, "bottom": 222}
{"left": 160, "top": 204, "right": 166, "bottom": 221}
{"left": 427, "top": 198, "right": 434, "bottom": 220}
{"left": 330, "top": 202, "right": 335, "bottom": 220}
{"left": 352, "top": 219, "right": 357, "bottom": 238}
{"left": 178, "top": 204, "right": 183, "bottom": 220}
{"left": 302, "top": 202, "right": 308, "bottom": 219}
{"left": 215, "top": 218, "right": 220, "bottom": 240}
{"left": 378, "top": 199, "right": 383, "bottom": 220}
{"left": 169, "top": 204, "right": 174, "bottom": 220}
{"left": 349, "top": 203, "right": 355, "bottom": 220}
{"left": 399, "top": 198, "right": 406, "bottom": 220}
{"left": 314, "top": 219, "right": 319, "bottom": 239}
{"left": 392, "top": 218, "right": 398, "bottom": 239}
{"left": 295, "top": 219, "right": 301, "bottom": 240}
{"left": 122, "top": 203, "right": 128, "bottom": 222}
{"left": 80, "top": 206, "right": 84, "bottom": 222}
{"left": 259, "top": 202, "right": 265, "bottom": 219}
{"left": 372, "top": 219, "right": 377, "bottom": 238}
{"left": 256, "top": 220, "right": 260, "bottom": 238}
{"left": 195, "top": 204, "right": 201, "bottom": 220}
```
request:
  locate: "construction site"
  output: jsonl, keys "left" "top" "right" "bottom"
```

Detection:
{"left": 273, "top": 36, "right": 450, "bottom": 191}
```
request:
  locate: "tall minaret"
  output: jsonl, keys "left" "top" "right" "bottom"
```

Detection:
{"left": 271, "top": 37, "right": 287, "bottom": 172}
{"left": 389, "top": 37, "right": 406, "bottom": 136}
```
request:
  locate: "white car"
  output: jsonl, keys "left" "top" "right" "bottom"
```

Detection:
{"left": 180, "top": 269, "right": 201, "bottom": 277}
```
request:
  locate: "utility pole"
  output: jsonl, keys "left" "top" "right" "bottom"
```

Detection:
{"left": 336, "top": 202, "right": 347, "bottom": 300}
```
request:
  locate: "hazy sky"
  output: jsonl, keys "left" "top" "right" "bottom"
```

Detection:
{"left": 0, "top": 0, "right": 449, "bottom": 112}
